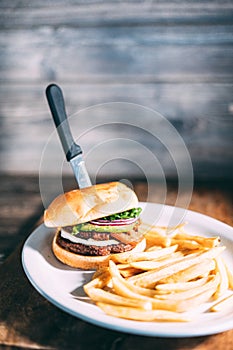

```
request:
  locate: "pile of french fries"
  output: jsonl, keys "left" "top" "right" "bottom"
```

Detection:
{"left": 84, "top": 223, "right": 233, "bottom": 322}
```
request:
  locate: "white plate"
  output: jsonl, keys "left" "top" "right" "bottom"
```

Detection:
{"left": 22, "top": 202, "right": 233, "bottom": 337}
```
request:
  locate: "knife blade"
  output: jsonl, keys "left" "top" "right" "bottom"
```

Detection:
{"left": 45, "top": 84, "right": 92, "bottom": 188}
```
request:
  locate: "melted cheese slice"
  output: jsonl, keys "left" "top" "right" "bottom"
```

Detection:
{"left": 61, "top": 229, "right": 119, "bottom": 246}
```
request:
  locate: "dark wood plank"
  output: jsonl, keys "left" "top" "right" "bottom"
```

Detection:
{"left": 0, "top": 83, "right": 232, "bottom": 178}
{"left": 0, "top": 175, "right": 43, "bottom": 262}
{"left": 0, "top": 1, "right": 233, "bottom": 28}
{"left": 0, "top": 26, "right": 233, "bottom": 83}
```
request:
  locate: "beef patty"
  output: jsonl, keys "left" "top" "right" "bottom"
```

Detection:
{"left": 56, "top": 231, "right": 133, "bottom": 256}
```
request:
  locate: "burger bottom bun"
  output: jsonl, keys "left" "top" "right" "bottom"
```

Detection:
{"left": 52, "top": 230, "right": 146, "bottom": 270}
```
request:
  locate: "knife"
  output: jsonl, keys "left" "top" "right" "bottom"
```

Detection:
{"left": 46, "top": 83, "right": 92, "bottom": 189}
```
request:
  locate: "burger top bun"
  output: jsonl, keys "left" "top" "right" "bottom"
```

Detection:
{"left": 44, "top": 182, "right": 138, "bottom": 228}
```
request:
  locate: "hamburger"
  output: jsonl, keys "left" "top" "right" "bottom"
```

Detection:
{"left": 44, "top": 182, "right": 145, "bottom": 269}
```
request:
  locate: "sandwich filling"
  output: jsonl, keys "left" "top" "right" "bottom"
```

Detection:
{"left": 56, "top": 207, "right": 143, "bottom": 256}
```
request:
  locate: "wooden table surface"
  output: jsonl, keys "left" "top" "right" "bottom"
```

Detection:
{"left": 0, "top": 175, "right": 232, "bottom": 349}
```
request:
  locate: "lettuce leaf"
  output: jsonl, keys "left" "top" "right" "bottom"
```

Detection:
{"left": 101, "top": 207, "right": 142, "bottom": 221}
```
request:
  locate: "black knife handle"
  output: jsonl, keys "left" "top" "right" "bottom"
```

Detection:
{"left": 46, "top": 84, "right": 82, "bottom": 161}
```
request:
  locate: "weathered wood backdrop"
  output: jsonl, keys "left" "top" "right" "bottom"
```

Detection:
{"left": 0, "top": 0, "right": 232, "bottom": 180}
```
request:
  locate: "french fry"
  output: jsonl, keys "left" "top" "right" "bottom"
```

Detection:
{"left": 171, "top": 239, "right": 201, "bottom": 250}
{"left": 115, "top": 245, "right": 178, "bottom": 264}
{"left": 154, "top": 274, "right": 220, "bottom": 301}
{"left": 111, "top": 276, "right": 182, "bottom": 311}
{"left": 115, "top": 275, "right": 159, "bottom": 298}
{"left": 109, "top": 260, "right": 158, "bottom": 297}
{"left": 116, "top": 263, "right": 131, "bottom": 269}
{"left": 97, "top": 302, "right": 190, "bottom": 322}
{"left": 116, "top": 262, "right": 143, "bottom": 277}
{"left": 176, "top": 286, "right": 218, "bottom": 312}
{"left": 129, "top": 253, "right": 185, "bottom": 271}
{"left": 119, "top": 267, "right": 142, "bottom": 278}
{"left": 109, "top": 261, "right": 179, "bottom": 309}
{"left": 92, "top": 267, "right": 109, "bottom": 279}
{"left": 223, "top": 260, "right": 233, "bottom": 289}
{"left": 109, "top": 261, "right": 211, "bottom": 312}
{"left": 143, "top": 222, "right": 186, "bottom": 249}
{"left": 111, "top": 238, "right": 147, "bottom": 263}
{"left": 112, "top": 275, "right": 204, "bottom": 313}
{"left": 84, "top": 270, "right": 111, "bottom": 290}
{"left": 213, "top": 257, "right": 229, "bottom": 299}
{"left": 210, "top": 293, "right": 233, "bottom": 312}
{"left": 128, "top": 247, "right": 224, "bottom": 288}
{"left": 160, "top": 259, "right": 216, "bottom": 284}
{"left": 85, "top": 287, "right": 152, "bottom": 310}
{"left": 155, "top": 275, "right": 211, "bottom": 292}
{"left": 109, "top": 260, "right": 129, "bottom": 278}
{"left": 173, "top": 233, "right": 220, "bottom": 248}
{"left": 144, "top": 233, "right": 172, "bottom": 248}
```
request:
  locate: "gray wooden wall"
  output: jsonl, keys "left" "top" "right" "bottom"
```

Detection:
{"left": 0, "top": 1, "right": 233, "bottom": 181}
